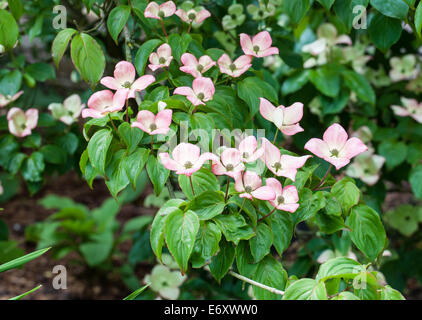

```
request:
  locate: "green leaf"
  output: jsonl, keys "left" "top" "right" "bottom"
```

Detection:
{"left": 410, "top": 165, "right": 422, "bottom": 200}
{"left": 150, "top": 199, "right": 185, "bottom": 261}
{"left": 79, "top": 232, "right": 114, "bottom": 266}
{"left": 346, "top": 205, "right": 386, "bottom": 261}
{"left": 236, "top": 241, "right": 258, "bottom": 278}
{"left": 26, "top": 63, "right": 56, "bottom": 82}
{"left": 0, "top": 9, "right": 19, "bottom": 51}
{"left": 105, "top": 149, "right": 130, "bottom": 197}
{"left": 270, "top": 211, "right": 293, "bottom": 256}
{"left": 252, "top": 256, "right": 287, "bottom": 300}
{"left": 124, "top": 148, "right": 149, "bottom": 189}
{"left": 237, "top": 77, "right": 278, "bottom": 117}
{"left": 178, "top": 168, "right": 219, "bottom": 200}
{"left": 370, "top": 0, "right": 409, "bottom": 19}
{"left": 118, "top": 122, "right": 143, "bottom": 154}
{"left": 123, "top": 284, "right": 150, "bottom": 300}
{"left": 213, "top": 213, "right": 255, "bottom": 245}
{"left": 416, "top": 1, "right": 422, "bottom": 38}
{"left": 107, "top": 5, "right": 131, "bottom": 44}
{"left": 283, "top": 279, "right": 328, "bottom": 300}
{"left": 7, "top": 0, "right": 23, "bottom": 21}
{"left": 249, "top": 223, "right": 272, "bottom": 263}
{"left": 281, "top": 70, "right": 310, "bottom": 95}
{"left": 283, "top": 0, "right": 311, "bottom": 24}
{"left": 316, "top": 257, "right": 362, "bottom": 282}
{"left": 39, "top": 145, "right": 67, "bottom": 165}
{"left": 378, "top": 140, "right": 407, "bottom": 169}
{"left": 343, "top": 70, "right": 375, "bottom": 105}
{"left": 293, "top": 188, "right": 326, "bottom": 225}
{"left": 191, "top": 221, "right": 222, "bottom": 268}
{"left": 380, "top": 285, "right": 405, "bottom": 300}
{"left": 331, "top": 178, "right": 360, "bottom": 214}
{"left": 316, "top": 0, "right": 335, "bottom": 10}
{"left": 134, "top": 39, "right": 163, "bottom": 75}
{"left": 186, "top": 191, "right": 225, "bottom": 220}
{"left": 28, "top": 14, "right": 43, "bottom": 40}
{"left": 334, "top": 0, "right": 369, "bottom": 32}
{"left": 0, "top": 69, "right": 22, "bottom": 96}
{"left": 8, "top": 285, "right": 42, "bottom": 300}
{"left": 164, "top": 209, "right": 200, "bottom": 273}
{"left": 87, "top": 129, "right": 113, "bottom": 175}
{"left": 309, "top": 67, "right": 340, "bottom": 98}
{"left": 168, "top": 33, "right": 192, "bottom": 63}
{"left": 146, "top": 155, "right": 170, "bottom": 196}
{"left": 70, "top": 33, "right": 105, "bottom": 85}
{"left": 0, "top": 247, "right": 50, "bottom": 273}
{"left": 369, "top": 12, "right": 402, "bottom": 52}
{"left": 209, "top": 238, "right": 235, "bottom": 282}
{"left": 21, "top": 152, "right": 45, "bottom": 182}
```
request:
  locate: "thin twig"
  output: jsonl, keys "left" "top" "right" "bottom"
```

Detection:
{"left": 228, "top": 270, "right": 285, "bottom": 296}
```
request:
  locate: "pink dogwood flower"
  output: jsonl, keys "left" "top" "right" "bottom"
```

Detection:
{"left": 238, "top": 136, "right": 264, "bottom": 163}
{"left": 100, "top": 61, "right": 155, "bottom": 99}
{"left": 212, "top": 148, "right": 245, "bottom": 178}
{"left": 174, "top": 77, "right": 215, "bottom": 106}
{"left": 180, "top": 53, "right": 216, "bottom": 78}
{"left": 265, "top": 178, "right": 299, "bottom": 213}
{"left": 304, "top": 123, "right": 368, "bottom": 170}
{"left": 131, "top": 109, "right": 172, "bottom": 135}
{"left": 218, "top": 54, "right": 252, "bottom": 78}
{"left": 240, "top": 31, "right": 279, "bottom": 58}
{"left": 234, "top": 171, "right": 276, "bottom": 200}
{"left": 262, "top": 138, "right": 311, "bottom": 181}
{"left": 391, "top": 97, "right": 422, "bottom": 124}
{"left": 144, "top": 1, "right": 176, "bottom": 19}
{"left": 176, "top": 8, "right": 210, "bottom": 24}
{"left": 159, "top": 143, "right": 218, "bottom": 176}
{"left": 0, "top": 90, "right": 23, "bottom": 108}
{"left": 148, "top": 44, "right": 173, "bottom": 71}
{"left": 7, "top": 107, "right": 38, "bottom": 138}
{"left": 82, "top": 90, "right": 127, "bottom": 119}
{"left": 259, "top": 98, "right": 304, "bottom": 136}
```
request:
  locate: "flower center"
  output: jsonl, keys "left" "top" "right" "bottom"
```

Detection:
{"left": 158, "top": 11, "right": 165, "bottom": 18}
{"left": 330, "top": 149, "right": 339, "bottom": 157}
{"left": 231, "top": 14, "right": 237, "bottom": 20}
{"left": 245, "top": 186, "right": 253, "bottom": 193}
{"left": 226, "top": 164, "right": 234, "bottom": 171}
{"left": 229, "top": 63, "right": 237, "bottom": 71}
{"left": 149, "top": 123, "right": 157, "bottom": 131}
{"left": 273, "top": 162, "right": 282, "bottom": 172}
{"left": 253, "top": 45, "right": 260, "bottom": 53}
{"left": 258, "top": 10, "right": 264, "bottom": 17}
{"left": 197, "top": 92, "right": 205, "bottom": 100}
{"left": 159, "top": 57, "right": 166, "bottom": 64}
{"left": 188, "top": 12, "right": 196, "bottom": 20}
{"left": 123, "top": 81, "right": 132, "bottom": 88}
{"left": 242, "top": 152, "right": 249, "bottom": 159}
{"left": 277, "top": 196, "right": 285, "bottom": 205}
{"left": 197, "top": 64, "right": 204, "bottom": 72}
{"left": 184, "top": 161, "right": 194, "bottom": 169}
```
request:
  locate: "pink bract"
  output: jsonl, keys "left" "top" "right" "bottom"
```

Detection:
{"left": 180, "top": 53, "right": 216, "bottom": 78}
{"left": 159, "top": 143, "right": 218, "bottom": 176}
{"left": 238, "top": 136, "right": 264, "bottom": 163}
{"left": 100, "top": 61, "right": 155, "bottom": 99}
{"left": 144, "top": 1, "right": 176, "bottom": 19}
{"left": 266, "top": 178, "right": 299, "bottom": 213}
{"left": 259, "top": 98, "right": 304, "bottom": 136}
{"left": 174, "top": 77, "right": 215, "bottom": 106}
{"left": 148, "top": 44, "right": 174, "bottom": 71}
{"left": 304, "top": 123, "right": 368, "bottom": 170}
{"left": 240, "top": 31, "right": 279, "bottom": 58}
{"left": 82, "top": 90, "right": 127, "bottom": 119}
{"left": 262, "top": 138, "right": 311, "bottom": 181}
{"left": 218, "top": 54, "right": 252, "bottom": 78}
{"left": 175, "top": 8, "right": 210, "bottom": 24}
{"left": 234, "top": 171, "right": 276, "bottom": 201}
{"left": 7, "top": 107, "right": 38, "bottom": 138}
{"left": 212, "top": 148, "right": 245, "bottom": 178}
{"left": 131, "top": 109, "right": 173, "bottom": 135}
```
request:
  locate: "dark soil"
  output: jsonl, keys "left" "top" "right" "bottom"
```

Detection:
{"left": 0, "top": 171, "right": 155, "bottom": 300}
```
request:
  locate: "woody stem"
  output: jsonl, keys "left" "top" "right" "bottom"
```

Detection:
{"left": 224, "top": 176, "right": 230, "bottom": 202}
{"left": 189, "top": 175, "right": 195, "bottom": 197}
{"left": 312, "top": 164, "right": 333, "bottom": 191}
{"left": 258, "top": 207, "right": 277, "bottom": 222}
{"left": 272, "top": 128, "right": 279, "bottom": 145}
{"left": 108, "top": 114, "right": 118, "bottom": 135}
{"left": 160, "top": 18, "right": 168, "bottom": 38}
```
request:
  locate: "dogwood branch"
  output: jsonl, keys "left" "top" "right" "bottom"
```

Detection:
{"left": 228, "top": 270, "right": 285, "bottom": 296}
